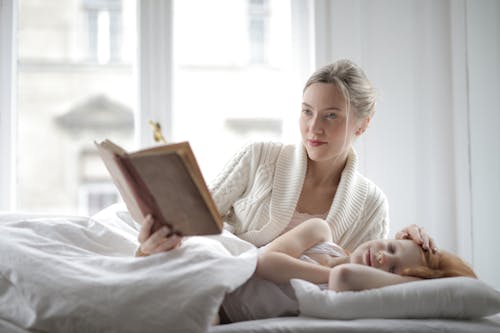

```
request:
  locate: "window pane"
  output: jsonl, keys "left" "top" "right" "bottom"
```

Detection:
{"left": 172, "top": 0, "right": 295, "bottom": 183}
{"left": 16, "top": 0, "right": 137, "bottom": 215}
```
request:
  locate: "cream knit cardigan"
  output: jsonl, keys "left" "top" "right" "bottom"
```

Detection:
{"left": 209, "top": 142, "right": 389, "bottom": 252}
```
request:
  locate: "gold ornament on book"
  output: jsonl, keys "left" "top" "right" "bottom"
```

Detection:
{"left": 148, "top": 120, "right": 167, "bottom": 144}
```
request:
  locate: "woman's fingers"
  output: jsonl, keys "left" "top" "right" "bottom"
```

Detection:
{"left": 420, "top": 228, "right": 430, "bottom": 250}
{"left": 153, "top": 235, "right": 183, "bottom": 253}
{"left": 144, "top": 232, "right": 182, "bottom": 254}
{"left": 140, "top": 226, "right": 170, "bottom": 254}
{"left": 428, "top": 237, "right": 437, "bottom": 253}
{"left": 415, "top": 226, "right": 438, "bottom": 253}
{"left": 407, "top": 224, "right": 424, "bottom": 245}
{"left": 137, "top": 214, "right": 183, "bottom": 255}
{"left": 395, "top": 230, "right": 409, "bottom": 240}
{"left": 398, "top": 224, "right": 438, "bottom": 253}
{"left": 395, "top": 224, "right": 421, "bottom": 242}
{"left": 422, "top": 234, "right": 437, "bottom": 253}
{"left": 138, "top": 214, "right": 154, "bottom": 244}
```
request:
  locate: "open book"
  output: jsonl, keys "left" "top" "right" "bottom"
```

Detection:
{"left": 95, "top": 139, "right": 223, "bottom": 236}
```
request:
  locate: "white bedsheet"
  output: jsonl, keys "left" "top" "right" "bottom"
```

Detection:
{"left": 211, "top": 314, "right": 500, "bottom": 333}
{"left": 0, "top": 207, "right": 257, "bottom": 333}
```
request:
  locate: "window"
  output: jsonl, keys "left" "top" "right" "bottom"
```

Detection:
{"left": 248, "top": 0, "right": 270, "bottom": 64}
{"left": 83, "top": 0, "right": 123, "bottom": 63}
{"left": 78, "top": 182, "right": 119, "bottom": 215}
{"left": 15, "top": 0, "right": 137, "bottom": 214}
{"left": 172, "top": 0, "right": 295, "bottom": 182}
{"left": 2, "top": 0, "right": 307, "bottom": 213}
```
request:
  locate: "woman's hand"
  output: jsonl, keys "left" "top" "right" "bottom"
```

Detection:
{"left": 136, "top": 214, "right": 183, "bottom": 256}
{"left": 395, "top": 224, "right": 437, "bottom": 253}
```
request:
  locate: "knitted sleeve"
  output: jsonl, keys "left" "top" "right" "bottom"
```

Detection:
{"left": 209, "top": 143, "right": 261, "bottom": 220}
{"left": 342, "top": 184, "right": 390, "bottom": 252}
{"left": 357, "top": 186, "right": 390, "bottom": 244}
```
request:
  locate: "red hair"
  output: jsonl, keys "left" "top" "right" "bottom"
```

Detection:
{"left": 402, "top": 249, "right": 477, "bottom": 279}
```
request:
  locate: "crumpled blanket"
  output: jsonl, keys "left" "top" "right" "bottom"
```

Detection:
{"left": 0, "top": 205, "right": 257, "bottom": 333}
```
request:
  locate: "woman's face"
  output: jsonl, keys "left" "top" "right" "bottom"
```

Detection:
{"left": 350, "top": 239, "right": 426, "bottom": 274}
{"left": 300, "top": 83, "right": 362, "bottom": 163}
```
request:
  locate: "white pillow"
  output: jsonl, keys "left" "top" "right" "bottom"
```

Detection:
{"left": 291, "top": 277, "right": 500, "bottom": 319}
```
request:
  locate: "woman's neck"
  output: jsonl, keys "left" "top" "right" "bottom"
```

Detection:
{"left": 305, "top": 154, "right": 347, "bottom": 188}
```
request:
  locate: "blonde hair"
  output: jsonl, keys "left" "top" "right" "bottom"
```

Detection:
{"left": 303, "top": 59, "right": 377, "bottom": 119}
{"left": 402, "top": 250, "right": 477, "bottom": 279}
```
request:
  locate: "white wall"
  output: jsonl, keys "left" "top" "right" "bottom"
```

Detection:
{"left": 312, "top": 0, "right": 499, "bottom": 287}
{"left": 320, "top": 0, "right": 456, "bottom": 249}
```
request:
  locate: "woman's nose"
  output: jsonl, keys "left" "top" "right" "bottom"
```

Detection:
{"left": 310, "top": 116, "right": 323, "bottom": 134}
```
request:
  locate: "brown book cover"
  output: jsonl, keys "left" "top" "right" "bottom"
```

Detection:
{"left": 94, "top": 139, "right": 223, "bottom": 236}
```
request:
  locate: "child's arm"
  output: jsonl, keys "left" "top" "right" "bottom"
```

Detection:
{"left": 256, "top": 218, "right": 348, "bottom": 284}
{"left": 257, "top": 252, "right": 334, "bottom": 284}
{"left": 328, "top": 263, "right": 421, "bottom": 292}
{"left": 262, "top": 218, "right": 332, "bottom": 257}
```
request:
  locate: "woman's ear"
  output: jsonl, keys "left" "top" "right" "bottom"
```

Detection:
{"left": 355, "top": 117, "right": 371, "bottom": 136}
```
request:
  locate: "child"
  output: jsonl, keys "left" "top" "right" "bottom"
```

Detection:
{"left": 255, "top": 218, "right": 477, "bottom": 292}
{"left": 218, "top": 218, "right": 476, "bottom": 323}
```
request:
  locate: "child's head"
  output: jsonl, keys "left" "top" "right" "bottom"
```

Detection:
{"left": 401, "top": 249, "right": 477, "bottom": 279}
{"left": 350, "top": 239, "right": 476, "bottom": 279}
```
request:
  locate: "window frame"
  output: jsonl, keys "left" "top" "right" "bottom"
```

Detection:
{"left": 0, "top": 0, "right": 16, "bottom": 210}
{"left": 136, "top": 0, "right": 174, "bottom": 147}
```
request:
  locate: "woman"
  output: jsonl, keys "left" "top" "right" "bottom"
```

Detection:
{"left": 137, "top": 59, "right": 435, "bottom": 256}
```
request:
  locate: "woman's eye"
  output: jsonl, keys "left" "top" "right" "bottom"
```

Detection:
{"left": 302, "top": 109, "right": 312, "bottom": 115}
{"left": 325, "top": 112, "right": 337, "bottom": 119}
{"left": 389, "top": 265, "right": 396, "bottom": 274}
{"left": 388, "top": 244, "right": 395, "bottom": 254}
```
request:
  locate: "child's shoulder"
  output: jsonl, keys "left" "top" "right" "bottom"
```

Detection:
{"left": 305, "top": 241, "right": 348, "bottom": 257}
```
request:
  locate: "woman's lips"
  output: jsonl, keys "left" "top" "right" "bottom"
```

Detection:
{"left": 308, "top": 139, "right": 327, "bottom": 147}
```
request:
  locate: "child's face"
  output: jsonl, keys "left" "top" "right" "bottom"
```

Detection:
{"left": 350, "top": 239, "right": 426, "bottom": 274}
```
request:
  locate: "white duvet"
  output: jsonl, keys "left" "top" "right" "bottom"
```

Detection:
{"left": 0, "top": 205, "right": 257, "bottom": 333}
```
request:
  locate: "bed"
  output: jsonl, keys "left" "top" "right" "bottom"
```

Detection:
{"left": 211, "top": 316, "right": 500, "bottom": 333}
{"left": 1, "top": 204, "right": 499, "bottom": 333}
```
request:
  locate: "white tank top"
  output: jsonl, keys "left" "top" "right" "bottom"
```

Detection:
{"left": 277, "top": 210, "right": 348, "bottom": 265}
{"left": 279, "top": 210, "right": 328, "bottom": 235}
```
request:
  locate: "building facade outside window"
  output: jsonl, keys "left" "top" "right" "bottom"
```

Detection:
{"left": 83, "top": 0, "right": 123, "bottom": 63}
{"left": 248, "top": 0, "right": 270, "bottom": 64}
{"left": 16, "top": 0, "right": 136, "bottom": 215}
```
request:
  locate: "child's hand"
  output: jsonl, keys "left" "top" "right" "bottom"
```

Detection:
{"left": 395, "top": 224, "right": 437, "bottom": 253}
{"left": 136, "top": 214, "right": 183, "bottom": 256}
